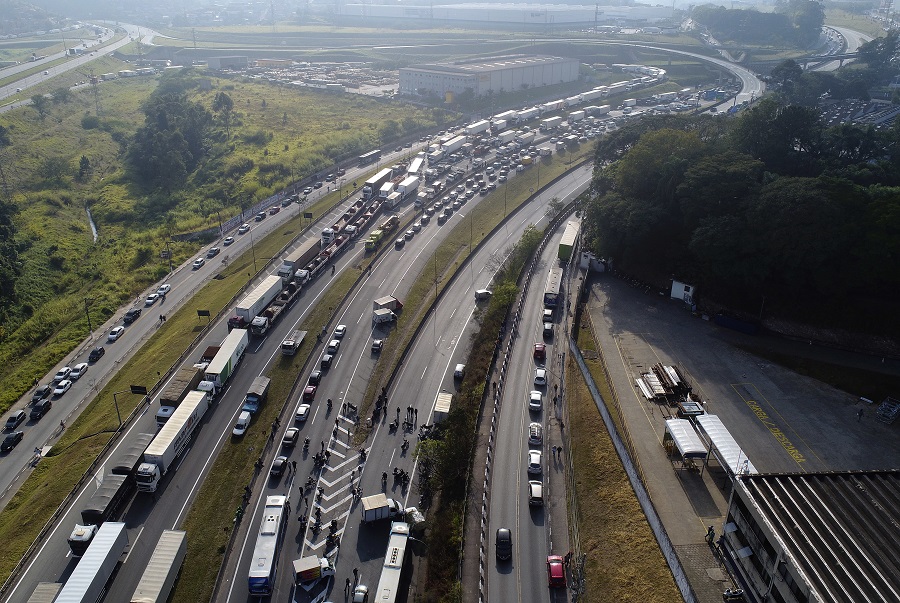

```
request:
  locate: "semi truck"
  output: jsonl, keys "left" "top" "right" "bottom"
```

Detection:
{"left": 498, "top": 130, "right": 516, "bottom": 145}
{"left": 56, "top": 523, "right": 128, "bottom": 603}
{"left": 228, "top": 275, "right": 283, "bottom": 330}
{"left": 156, "top": 367, "right": 205, "bottom": 427}
{"left": 204, "top": 328, "right": 249, "bottom": 393}
{"left": 493, "top": 109, "right": 519, "bottom": 122}
{"left": 515, "top": 131, "right": 536, "bottom": 146}
{"left": 541, "top": 116, "right": 563, "bottom": 130}
{"left": 361, "top": 493, "right": 404, "bottom": 522}
{"left": 130, "top": 530, "right": 187, "bottom": 603}
{"left": 396, "top": 176, "right": 420, "bottom": 202}
{"left": 112, "top": 433, "right": 155, "bottom": 478}
{"left": 277, "top": 239, "right": 320, "bottom": 282}
{"left": 517, "top": 107, "right": 540, "bottom": 122}
{"left": 322, "top": 199, "right": 367, "bottom": 245}
{"left": 67, "top": 472, "right": 133, "bottom": 556}
{"left": 136, "top": 390, "right": 211, "bottom": 492}
{"left": 293, "top": 556, "right": 335, "bottom": 588}
{"left": 441, "top": 135, "right": 466, "bottom": 154}
{"left": 281, "top": 329, "right": 305, "bottom": 356}
{"left": 569, "top": 110, "right": 585, "bottom": 122}
{"left": 374, "top": 296, "right": 403, "bottom": 312}
{"left": 559, "top": 220, "right": 580, "bottom": 262}
{"left": 365, "top": 229, "right": 385, "bottom": 251}
{"left": 250, "top": 282, "right": 301, "bottom": 336}
{"left": 363, "top": 168, "right": 393, "bottom": 201}
{"left": 241, "top": 376, "right": 271, "bottom": 415}
{"left": 466, "top": 120, "right": 490, "bottom": 136}
{"left": 492, "top": 119, "right": 508, "bottom": 131}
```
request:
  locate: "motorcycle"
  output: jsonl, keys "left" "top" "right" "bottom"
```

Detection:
{"left": 303, "top": 437, "right": 310, "bottom": 452}
{"left": 327, "top": 398, "right": 333, "bottom": 411}
{"left": 316, "top": 486, "right": 324, "bottom": 501}
{"left": 359, "top": 449, "right": 367, "bottom": 462}
{"left": 401, "top": 438, "right": 410, "bottom": 452}
{"left": 329, "top": 519, "right": 338, "bottom": 534}
{"left": 722, "top": 588, "right": 744, "bottom": 602}
{"left": 389, "top": 419, "right": 399, "bottom": 432}
{"left": 382, "top": 472, "right": 388, "bottom": 487}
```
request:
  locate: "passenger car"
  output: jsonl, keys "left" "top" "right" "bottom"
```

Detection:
{"left": 270, "top": 456, "right": 288, "bottom": 477}
{"left": 282, "top": 427, "right": 300, "bottom": 448}
{"left": 69, "top": 363, "right": 89, "bottom": 380}
{"left": 303, "top": 385, "right": 317, "bottom": 401}
{"left": 372, "top": 339, "right": 383, "bottom": 353}
{"left": 32, "top": 385, "right": 52, "bottom": 403}
{"left": 321, "top": 354, "right": 333, "bottom": 369}
{"left": 124, "top": 308, "right": 142, "bottom": 323}
{"left": 333, "top": 324, "right": 347, "bottom": 339}
{"left": 528, "top": 390, "right": 543, "bottom": 412}
{"left": 223, "top": 236, "right": 235, "bottom": 246}
{"left": 5, "top": 410, "right": 26, "bottom": 431}
{"left": 327, "top": 339, "right": 341, "bottom": 354}
{"left": 192, "top": 258, "right": 205, "bottom": 269}
{"left": 145, "top": 294, "right": 159, "bottom": 306}
{"left": 404, "top": 229, "right": 414, "bottom": 240}
{"left": 52, "top": 380, "right": 72, "bottom": 397}
{"left": 528, "top": 480, "right": 543, "bottom": 506}
{"left": 454, "top": 364, "right": 465, "bottom": 379}
{"left": 303, "top": 186, "right": 313, "bottom": 194}
{"left": 255, "top": 211, "right": 266, "bottom": 222}
{"left": 88, "top": 347, "right": 105, "bottom": 362}
{"left": 543, "top": 322, "right": 554, "bottom": 338}
{"left": 527, "top": 450, "right": 543, "bottom": 475}
{"left": 534, "top": 368, "right": 547, "bottom": 387}
{"left": 53, "top": 367, "right": 72, "bottom": 383}
{"left": 533, "top": 343, "right": 546, "bottom": 361}
{"left": 107, "top": 326, "right": 125, "bottom": 342}
{"left": 1, "top": 431, "right": 24, "bottom": 452}
{"left": 496, "top": 528, "right": 512, "bottom": 561}
{"left": 157, "top": 284, "right": 172, "bottom": 295}
{"left": 308, "top": 371, "right": 322, "bottom": 386}
{"left": 206, "top": 246, "right": 220, "bottom": 258}
{"left": 528, "top": 422, "right": 543, "bottom": 445}
{"left": 238, "top": 223, "right": 251, "bottom": 234}
{"left": 547, "top": 555, "right": 566, "bottom": 587}
{"left": 395, "top": 238, "right": 405, "bottom": 249}
{"left": 295, "top": 403, "right": 311, "bottom": 422}
{"left": 31, "top": 399, "right": 52, "bottom": 419}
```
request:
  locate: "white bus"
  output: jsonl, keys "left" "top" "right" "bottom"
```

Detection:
{"left": 373, "top": 522, "right": 410, "bottom": 603}
{"left": 248, "top": 495, "right": 290, "bottom": 596}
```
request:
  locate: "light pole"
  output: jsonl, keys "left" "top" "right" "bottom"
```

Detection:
{"left": 112, "top": 385, "right": 147, "bottom": 428}
{"left": 84, "top": 298, "right": 94, "bottom": 335}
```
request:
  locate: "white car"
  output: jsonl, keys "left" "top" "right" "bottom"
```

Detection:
{"left": 527, "top": 450, "right": 543, "bottom": 475}
{"left": 238, "top": 223, "right": 251, "bottom": 234}
{"left": 145, "top": 293, "right": 160, "bottom": 306}
{"left": 528, "top": 422, "right": 543, "bottom": 445}
{"left": 192, "top": 258, "right": 205, "bottom": 269}
{"left": 69, "top": 363, "right": 89, "bottom": 380}
{"left": 529, "top": 390, "right": 543, "bottom": 412}
{"left": 327, "top": 339, "right": 341, "bottom": 354}
{"left": 333, "top": 324, "right": 347, "bottom": 339}
{"left": 107, "top": 326, "right": 125, "bottom": 342}
{"left": 53, "top": 379, "right": 72, "bottom": 397}
{"left": 295, "top": 403, "right": 311, "bottom": 422}
{"left": 157, "top": 283, "right": 171, "bottom": 296}
{"left": 223, "top": 236, "right": 235, "bottom": 246}
{"left": 534, "top": 368, "right": 547, "bottom": 387}
{"left": 53, "top": 366, "right": 72, "bottom": 383}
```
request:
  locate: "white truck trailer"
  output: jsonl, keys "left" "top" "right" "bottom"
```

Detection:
{"left": 541, "top": 116, "right": 563, "bottom": 130}
{"left": 361, "top": 493, "right": 404, "bottom": 522}
{"left": 228, "top": 274, "right": 283, "bottom": 330}
{"left": 136, "top": 390, "right": 211, "bottom": 492}
{"left": 497, "top": 130, "right": 516, "bottom": 145}
{"left": 55, "top": 522, "right": 128, "bottom": 603}
{"left": 441, "top": 135, "right": 466, "bottom": 154}
{"left": 434, "top": 391, "right": 453, "bottom": 423}
{"left": 396, "top": 176, "right": 420, "bottom": 201}
{"left": 517, "top": 107, "right": 540, "bottom": 121}
{"left": 465, "top": 120, "right": 490, "bottom": 136}
{"left": 493, "top": 109, "right": 519, "bottom": 122}
{"left": 130, "top": 530, "right": 187, "bottom": 603}
{"left": 515, "top": 131, "right": 536, "bottom": 146}
{"left": 569, "top": 110, "right": 585, "bottom": 122}
{"left": 204, "top": 328, "right": 249, "bottom": 394}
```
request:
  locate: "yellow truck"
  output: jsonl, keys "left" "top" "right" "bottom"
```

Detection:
{"left": 365, "top": 229, "right": 384, "bottom": 251}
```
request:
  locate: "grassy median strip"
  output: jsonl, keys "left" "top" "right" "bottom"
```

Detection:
{"left": 570, "top": 320, "right": 681, "bottom": 602}
{"left": 0, "top": 187, "right": 351, "bottom": 585}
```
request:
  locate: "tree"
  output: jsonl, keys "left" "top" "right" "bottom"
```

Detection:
{"left": 771, "top": 59, "right": 803, "bottom": 93}
{"left": 857, "top": 30, "right": 900, "bottom": 73}
{"left": 51, "top": 87, "right": 73, "bottom": 104}
{"left": 31, "top": 94, "right": 49, "bottom": 120}
{"left": 546, "top": 197, "right": 564, "bottom": 218}
{"left": 77, "top": 155, "right": 91, "bottom": 182}
{"left": 378, "top": 119, "right": 401, "bottom": 142}
{"left": 40, "top": 156, "right": 70, "bottom": 183}
{"left": 212, "top": 91, "right": 234, "bottom": 137}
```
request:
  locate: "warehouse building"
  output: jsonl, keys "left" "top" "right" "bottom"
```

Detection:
{"left": 720, "top": 470, "right": 900, "bottom": 603}
{"left": 399, "top": 55, "right": 580, "bottom": 97}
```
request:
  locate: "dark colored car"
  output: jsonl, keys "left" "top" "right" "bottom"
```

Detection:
{"left": 496, "top": 528, "right": 512, "bottom": 561}
{"left": 303, "top": 385, "right": 317, "bottom": 401}
{"left": 88, "top": 346, "right": 106, "bottom": 362}
{"left": 270, "top": 456, "right": 288, "bottom": 478}
{"left": 547, "top": 555, "right": 566, "bottom": 588}
{"left": 282, "top": 427, "right": 299, "bottom": 448}
{"left": 123, "top": 308, "right": 142, "bottom": 324}
{"left": 30, "top": 399, "right": 52, "bottom": 420}
{"left": 321, "top": 354, "right": 333, "bottom": 370}
{"left": 5, "top": 410, "right": 26, "bottom": 431}
{"left": 31, "top": 384, "right": 52, "bottom": 404}
{"left": 308, "top": 371, "right": 322, "bottom": 386}
{"left": 533, "top": 343, "right": 546, "bottom": 361}
{"left": 1, "top": 431, "right": 24, "bottom": 452}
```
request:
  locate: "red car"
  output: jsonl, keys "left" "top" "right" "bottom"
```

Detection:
{"left": 533, "top": 343, "right": 546, "bottom": 361}
{"left": 303, "top": 385, "right": 317, "bottom": 401}
{"left": 547, "top": 555, "right": 566, "bottom": 588}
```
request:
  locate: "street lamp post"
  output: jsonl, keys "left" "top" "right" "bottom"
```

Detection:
{"left": 112, "top": 385, "right": 147, "bottom": 428}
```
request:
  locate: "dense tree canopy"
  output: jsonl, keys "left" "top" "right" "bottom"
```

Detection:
{"left": 585, "top": 104, "right": 900, "bottom": 322}
{"left": 692, "top": 0, "right": 824, "bottom": 47}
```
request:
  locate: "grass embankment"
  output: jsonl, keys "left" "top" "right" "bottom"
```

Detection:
{"left": 175, "top": 146, "right": 597, "bottom": 602}
{"left": 0, "top": 69, "right": 440, "bottom": 416}
{"left": 825, "top": 10, "right": 886, "bottom": 39}
{"left": 0, "top": 185, "right": 353, "bottom": 585}
{"left": 569, "top": 317, "right": 681, "bottom": 603}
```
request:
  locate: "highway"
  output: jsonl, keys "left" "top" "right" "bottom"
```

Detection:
{"left": 218, "top": 158, "right": 592, "bottom": 602}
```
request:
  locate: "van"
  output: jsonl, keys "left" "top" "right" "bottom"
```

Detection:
{"left": 474, "top": 289, "right": 492, "bottom": 301}
{"left": 232, "top": 411, "right": 251, "bottom": 436}
{"left": 543, "top": 322, "right": 554, "bottom": 338}
{"left": 528, "top": 480, "right": 544, "bottom": 506}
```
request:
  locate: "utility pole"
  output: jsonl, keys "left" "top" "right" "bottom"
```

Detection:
{"left": 84, "top": 298, "right": 94, "bottom": 334}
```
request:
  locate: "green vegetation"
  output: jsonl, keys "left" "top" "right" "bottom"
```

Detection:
{"left": 693, "top": 0, "right": 825, "bottom": 46}
{"left": 825, "top": 9, "right": 886, "bottom": 39}
{"left": 585, "top": 105, "right": 900, "bottom": 334}
{"left": 0, "top": 68, "right": 440, "bottom": 415}
{"left": 570, "top": 320, "right": 681, "bottom": 603}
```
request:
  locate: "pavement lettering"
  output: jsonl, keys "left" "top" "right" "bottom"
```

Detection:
{"left": 744, "top": 398, "right": 806, "bottom": 464}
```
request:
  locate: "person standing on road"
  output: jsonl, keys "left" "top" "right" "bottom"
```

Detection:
{"left": 857, "top": 408, "right": 864, "bottom": 422}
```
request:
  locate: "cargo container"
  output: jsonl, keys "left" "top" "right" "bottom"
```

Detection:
{"left": 465, "top": 120, "right": 490, "bottom": 136}
{"left": 228, "top": 275, "right": 283, "bottom": 330}
{"left": 541, "top": 116, "right": 563, "bottom": 131}
{"left": 569, "top": 110, "right": 585, "bottom": 122}
{"left": 130, "top": 530, "right": 187, "bottom": 603}
{"left": 434, "top": 391, "right": 452, "bottom": 423}
{"left": 205, "top": 329, "right": 249, "bottom": 393}
{"left": 277, "top": 239, "right": 320, "bottom": 282}
{"left": 56, "top": 523, "right": 128, "bottom": 603}
{"left": 441, "top": 135, "right": 466, "bottom": 154}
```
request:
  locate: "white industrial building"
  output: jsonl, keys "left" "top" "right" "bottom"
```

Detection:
{"left": 399, "top": 55, "right": 580, "bottom": 97}
{"left": 339, "top": 3, "right": 674, "bottom": 27}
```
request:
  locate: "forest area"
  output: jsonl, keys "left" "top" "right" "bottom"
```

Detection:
{"left": 584, "top": 102, "right": 900, "bottom": 335}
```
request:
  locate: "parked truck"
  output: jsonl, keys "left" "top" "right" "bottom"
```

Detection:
{"left": 373, "top": 308, "right": 396, "bottom": 324}
{"left": 396, "top": 176, "right": 419, "bottom": 202}
{"left": 277, "top": 239, "right": 320, "bottom": 282}
{"left": 365, "top": 229, "right": 385, "bottom": 252}
{"left": 494, "top": 109, "right": 519, "bottom": 122}
{"left": 518, "top": 107, "right": 540, "bottom": 122}
{"left": 241, "top": 376, "right": 271, "bottom": 415}
{"left": 228, "top": 275, "right": 283, "bottom": 330}
{"left": 497, "top": 130, "right": 517, "bottom": 145}
{"left": 67, "top": 473, "right": 133, "bottom": 556}
{"left": 56, "top": 523, "right": 128, "bottom": 603}
{"left": 204, "top": 328, "right": 249, "bottom": 394}
{"left": 623, "top": 98, "right": 637, "bottom": 107}
{"left": 292, "top": 556, "right": 336, "bottom": 588}
{"left": 156, "top": 367, "right": 205, "bottom": 427}
{"left": 136, "top": 390, "right": 211, "bottom": 492}
{"left": 541, "top": 116, "right": 563, "bottom": 131}
{"left": 559, "top": 220, "right": 580, "bottom": 262}
{"left": 434, "top": 391, "right": 453, "bottom": 423}
{"left": 492, "top": 119, "right": 508, "bottom": 131}
{"left": 569, "top": 110, "right": 585, "bottom": 122}
{"left": 361, "top": 493, "right": 404, "bottom": 522}
{"left": 374, "top": 296, "right": 403, "bottom": 312}
{"left": 515, "top": 131, "right": 536, "bottom": 146}
{"left": 250, "top": 282, "right": 301, "bottom": 336}
{"left": 441, "top": 135, "right": 466, "bottom": 155}
{"left": 466, "top": 120, "right": 490, "bottom": 136}
{"left": 363, "top": 168, "right": 393, "bottom": 201}
{"left": 281, "top": 329, "right": 306, "bottom": 356}
{"left": 130, "top": 530, "right": 187, "bottom": 603}
{"left": 112, "top": 433, "right": 155, "bottom": 478}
